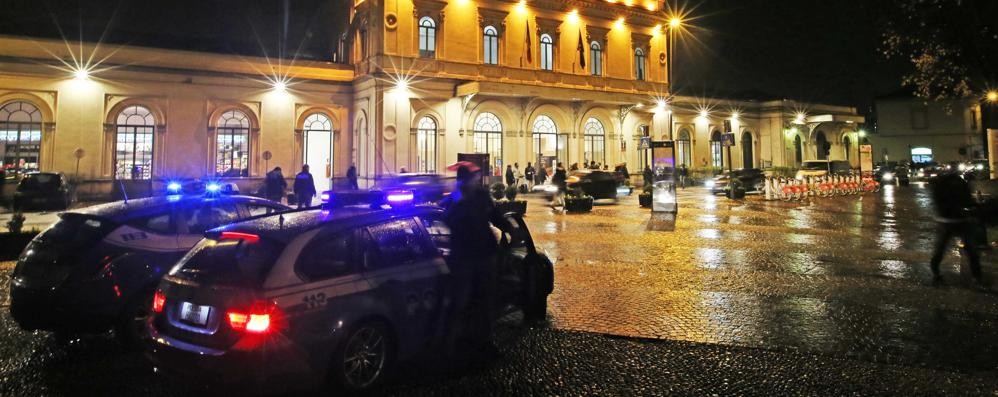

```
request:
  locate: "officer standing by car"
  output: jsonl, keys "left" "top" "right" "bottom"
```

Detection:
{"left": 264, "top": 166, "right": 287, "bottom": 204}
{"left": 293, "top": 164, "right": 317, "bottom": 209}
{"left": 347, "top": 163, "right": 359, "bottom": 190}
{"left": 439, "top": 164, "right": 506, "bottom": 358}
{"left": 525, "top": 162, "right": 536, "bottom": 190}
{"left": 928, "top": 170, "right": 985, "bottom": 288}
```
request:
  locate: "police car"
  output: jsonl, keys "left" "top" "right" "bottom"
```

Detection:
{"left": 147, "top": 192, "right": 554, "bottom": 391}
{"left": 9, "top": 188, "right": 289, "bottom": 344}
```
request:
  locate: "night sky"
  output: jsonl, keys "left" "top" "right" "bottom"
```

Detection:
{"left": 0, "top": 0, "right": 909, "bottom": 114}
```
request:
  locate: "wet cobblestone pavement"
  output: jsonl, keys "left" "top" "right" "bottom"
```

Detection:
{"left": 2, "top": 182, "right": 998, "bottom": 395}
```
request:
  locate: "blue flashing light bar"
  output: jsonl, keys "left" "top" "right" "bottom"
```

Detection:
{"left": 385, "top": 190, "right": 415, "bottom": 205}
{"left": 205, "top": 183, "right": 221, "bottom": 193}
{"left": 166, "top": 182, "right": 182, "bottom": 193}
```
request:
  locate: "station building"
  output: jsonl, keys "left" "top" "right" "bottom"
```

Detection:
{"left": 0, "top": 0, "right": 864, "bottom": 197}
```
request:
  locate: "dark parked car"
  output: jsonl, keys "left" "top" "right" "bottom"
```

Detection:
{"left": 566, "top": 170, "right": 619, "bottom": 200}
{"left": 13, "top": 172, "right": 72, "bottom": 210}
{"left": 875, "top": 165, "right": 910, "bottom": 185}
{"left": 9, "top": 194, "right": 289, "bottom": 344}
{"left": 706, "top": 168, "right": 766, "bottom": 194}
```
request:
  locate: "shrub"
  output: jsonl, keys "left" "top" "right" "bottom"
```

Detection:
{"left": 7, "top": 212, "right": 25, "bottom": 234}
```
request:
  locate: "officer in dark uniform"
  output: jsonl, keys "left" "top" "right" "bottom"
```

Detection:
{"left": 928, "top": 171, "right": 984, "bottom": 287}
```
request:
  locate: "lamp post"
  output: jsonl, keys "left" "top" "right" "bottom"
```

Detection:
{"left": 856, "top": 129, "right": 866, "bottom": 172}
{"left": 666, "top": 17, "right": 681, "bottom": 142}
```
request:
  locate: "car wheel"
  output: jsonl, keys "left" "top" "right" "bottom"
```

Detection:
{"left": 115, "top": 289, "right": 154, "bottom": 349}
{"left": 523, "top": 294, "right": 548, "bottom": 324}
{"left": 330, "top": 321, "right": 393, "bottom": 392}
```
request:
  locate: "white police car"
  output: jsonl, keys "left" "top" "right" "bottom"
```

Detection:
{"left": 147, "top": 192, "right": 554, "bottom": 391}
{"left": 9, "top": 191, "right": 289, "bottom": 344}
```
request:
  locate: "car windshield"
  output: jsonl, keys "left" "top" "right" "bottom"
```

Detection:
{"left": 801, "top": 162, "right": 829, "bottom": 170}
{"left": 18, "top": 174, "right": 61, "bottom": 190}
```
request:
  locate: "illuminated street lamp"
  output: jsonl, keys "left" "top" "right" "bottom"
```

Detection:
{"left": 856, "top": 129, "right": 866, "bottom": 171}
{"left": 987, "top": 90, "right": 998, "bottom": 103}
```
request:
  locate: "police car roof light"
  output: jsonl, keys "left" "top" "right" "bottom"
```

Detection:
{"left": 320, "top": 192, "right": 331, "bottom": 202}
{"left": 205, "top": 183, "right": 221, "bottom": 193}
{"left": 385, "top": 190, "right": 414, "bottom": 205}
{"left": 218, "top": 231, "right": 260, "bottom": 244}
{"left": 166, "top": 182, "right": 182, "bottom": 192}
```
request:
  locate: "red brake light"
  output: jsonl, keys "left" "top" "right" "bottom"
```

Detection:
{"left": 227, "top": 302, "right": 279, "bottom": 334}
{"left": 218, "top": 232, "right": 260, "bottom": 244}
{"left": 152, "top": 290, "right": 166, "bottom": 313}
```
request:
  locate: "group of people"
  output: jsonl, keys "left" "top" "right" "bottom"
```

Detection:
{"left": 263, "top": 163, "right": 362, "bottom": 208}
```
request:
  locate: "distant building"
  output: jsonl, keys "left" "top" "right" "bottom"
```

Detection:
{"left": 869, "top": 96, "right": 984, "bottom": 165}
{"left": 0, "top": 0, "right": 864, "bottom": 197}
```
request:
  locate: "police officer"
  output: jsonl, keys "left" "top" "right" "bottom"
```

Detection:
{"left": 293, "top": 164, "right": 317, "bottom": 209}
{"left": 928, "top": 171, "right": 984, "bottom": 288}
{"left": 264, "top": 167, "right": 287, "bottom": 204}
{"left": 440, "top": 165, "right": 507, "bottom": 358}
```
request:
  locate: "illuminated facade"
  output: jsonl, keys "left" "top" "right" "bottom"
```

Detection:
{"left": 0, "top": 0, "right": 864, "bottom": 197}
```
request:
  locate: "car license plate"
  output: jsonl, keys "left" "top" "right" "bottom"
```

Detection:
{"left": 179, "top": 302, "right": 211, "bottom": 326}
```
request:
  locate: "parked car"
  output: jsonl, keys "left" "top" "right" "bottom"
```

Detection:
{"left": 8, "top": 194, "right": 289, "bottom": 344}
{"left": 874, "top": 165, "right": 910, "bottom": 185}
{"left": 706, "top": 168, "right": 766, "bottom": 194}
{"left": 13, "top": 172, "right": 73, "bottom": 210}
{"left": 795, "top": 160, "right": 852, "bottom": 180}
{"left": 147, "top": 198, "right": 554, "bottom": 392}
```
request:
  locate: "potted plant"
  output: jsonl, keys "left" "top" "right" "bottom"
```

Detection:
{"left": 496, "top": 185, "right": 528, "bottom": 215}
{"left": 639, "top": 184, "right": 652, "bottom": 208}
{"left": 565, "top": 194, "right": 594, "bottom": 213}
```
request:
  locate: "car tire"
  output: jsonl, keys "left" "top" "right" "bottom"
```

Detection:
{"left": 329, "top": 321, "right": 394, "bottom": 392}
{"left": 115, "top": 289, "right": 154, "bottom": 349}
{"left": 523, "top": 295, "right": 548, "bottom": 324}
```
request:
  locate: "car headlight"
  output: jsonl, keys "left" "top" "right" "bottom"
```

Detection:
{"left": 883, "top": 172, "right": 893, "bottom": 181}
{"left": 958, "top": 164, "right": 967, "bottom": 171}
{"left": 705, "top": 180, "right": 716, "bottom": 188}
{"left": 917, "top": 171, "right": 925, "bottom": 177}
{"left": 976, "top": 164, "right": 984, "bottom": 171}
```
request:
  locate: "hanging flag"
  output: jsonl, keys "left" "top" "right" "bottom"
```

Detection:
{"left": 577, "top": 29, "right": 586, "bottom": 68}
{"left": 525, "top": 20, "right": 532, "bottom": 64}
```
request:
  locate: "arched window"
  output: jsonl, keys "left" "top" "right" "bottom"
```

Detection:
{"left": 843, "top": 136, "right": 851, "bottom": 161}
{"left": 634, "top": 48, "right": 646, "bottom": 80}
{"left": 114, "top": 105, "right": 155, "bottom": 180}
{"left": 676, "top": 129, "right": 692, "bottom": 167}
{"left": 483, "top": 26, "right": 499, "bottom": 65}
{"left": 215, "top": 110, "right": 251, "bottom": 177}
{"left": 540, "top": 34, "right": 554, "bottom": 71}
{"left": 416, "top": 116, "right": 437, "bottom": 172}
{"left": 0, "top": 101, "right": 42, "bottom": 176}
{"left": 815, "top": 131, "right": 828, "bottom": 160}
{"left": 583, "top": 117, "right": 606, "bottom": 165}
{"left": 418, "top": 16, "right": 436, "bottom": 58}
{"left": 741, "top": 132, "right": 754, "bottom": 169}
{"left": 532, "top": 115, "right": 565, "bottom": 170}
{"left": 473, "top": 112, "right": 503, "bottom": 174}
{"left": 710, "top": 130, "right": 723, "bottom": 168}
{"left": 590, "top": 41, "right": 602, "bottom": 76}
{"left": 302, "top": 113, "right": 333, "bottom": 190}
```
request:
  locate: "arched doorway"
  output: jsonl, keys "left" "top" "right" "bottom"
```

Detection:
{"left": 815, "top": 131, "right": 828, "bottom": 160}
{"left": 114, "top": 105, "right": 155, "bottom": 180}
{"left": 532, "top": 115, "right": 564, "bottom": 173}
{"left": 710, "top": 130, "right": 723, "bottom": 168}
{"left": 843, "top": 136, "right": 851, "bottom": 162}
{"left": 794, "top": 135, "right": 803, "bottom": 166}
{"left": 677, "top": 129, "right": 692, "bottom": 167}
{"left": 741, "top": 132, "right": 753, "bottom": 169}
{"left": 1, "top": 101, "right": 43, "bottom": 176}
{"left": 302, "top": 113, "right": 333, "bottom": 192}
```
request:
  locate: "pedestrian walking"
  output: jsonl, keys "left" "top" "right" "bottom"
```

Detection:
{"left": 928, "top": 171, "right": 985, "bottom": 288}
{"left": 678, "top": 164, "right": 689, "bottom": 189}
{"left": 537, "top": 165, "right": 548, "bottom": 185}
{"left": 264, "top": 166, "right": 287, "bottom": 204}
{"left": 552, "top": 162, "right": 568, "bottom": 210}
{"left": 347, "top": 164, "right": 359, "bottom": 190}
{"left": 525, "top": 162, "right": 536, "bottom": 189}
{"left": 505, "top": 164, "right": 515, "bottom": 187}
{"left": 643, "top": 165, "right": 653, "bottom": 187}
{"left": 293, "top": 164, "right": 317, "bottom": 209}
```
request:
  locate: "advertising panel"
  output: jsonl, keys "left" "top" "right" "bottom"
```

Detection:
{"left": 650, "top": 141, "right": 677, "bottom": 213}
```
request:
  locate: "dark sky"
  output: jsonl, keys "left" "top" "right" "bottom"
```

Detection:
{"left": 0, "top": 0, "right": 908, "bottom": 114}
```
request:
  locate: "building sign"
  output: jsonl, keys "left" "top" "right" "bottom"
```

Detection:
{"left": 650, "top": 140, "right": 677, "bottom": 213}
{"left": 859, "top": 144, "right": 873, "bottom": 174}
{"left": 722, "top": 133, "right": 736, "bottom": 147}
{"left": 638, "top": 136, "right": 651, "bottom": 150}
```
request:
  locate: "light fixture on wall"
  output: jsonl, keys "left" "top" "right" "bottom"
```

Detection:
{"left": 72, "top": 67, "right": 90, "bottom": 81}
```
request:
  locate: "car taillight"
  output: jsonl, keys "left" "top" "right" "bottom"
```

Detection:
{"left": 152, "top": 290, "right": 166, "bottom": 313}
{"left": 227, "top": 302, "right": 279, "bottom": 334}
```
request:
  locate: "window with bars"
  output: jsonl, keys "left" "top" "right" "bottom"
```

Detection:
{"left": 710, "top": 131, "right": 724, "bottom": 168}
{"left": 416, "top": 116, "right": 437, "bottom": 172}
{"left": 483, "top": 26, "right": 499, "bottom": 65}
{"left": 583, "top": 117, "right": 606, "bottom": 164}
{"left": 473, "top": 112, "right": 503, "bottom": 172}
{"left": 215, "top": 110, "right": 251, "bottom": 177}
{"left": 0, "top": 101, "right": 42, "bottom": 176}
{"left": 634, "top": 48, "right": 646, "bottom": 80}
{"left": 418, "top": 17, "right": 437, "bottom": 58}
{"left": 676, "top": 130, "right": 692, "bottom": 167}
{"left": 115, "top": 105, "right": 155, "bottom": 180}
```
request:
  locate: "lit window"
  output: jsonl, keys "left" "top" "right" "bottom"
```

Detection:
{"left": 115, "top": 105, "right": 155, "bottom": 180}
{"left": 540, "top": 34, "right": 554, "bottom": 71}
{"left": 710, "top": 130, "right": 723, "bottom": 168}
{"left": 532, "top": 115, "right": 565, "bottom": 169}
{"left": 676, "top": 130, "right": 691, "bottom": 167}
{"left": 215, "top": 110, "right": 251, "bottom": 177}
{"left": 0, "top": 101, "right": 42, "bottom": 177}
{"left": 634, "top": 48, "right": 646, "bottom": 80}
{"left": 418, "top": 16, "right": 437, "bottom": 58}
{"left": 590, "top": 41, "right": 603, "bottom": 76}
{"left": 483, "top": 26, "right": 499, "bottom": 65}
{"left": 473, "top": 112, "right": 503, "bottom": 172}
{"left": 583, "top": 117, "right": 605, "bottom": 164}
{"left": 416, "top": 116, "right": 437, "bottom": 172}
